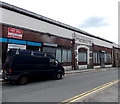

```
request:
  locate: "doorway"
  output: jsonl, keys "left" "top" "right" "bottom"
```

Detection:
{"left": 100, "top": 52, "right": 105, "bottom": 68}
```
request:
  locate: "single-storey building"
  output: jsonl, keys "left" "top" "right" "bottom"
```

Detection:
{"left": 0, "top": 2, "right": 119, "bottom": 70}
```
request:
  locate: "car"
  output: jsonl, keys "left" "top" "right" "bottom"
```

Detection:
{"left": 2, "top": 49, "right": 65, "bottom": 85}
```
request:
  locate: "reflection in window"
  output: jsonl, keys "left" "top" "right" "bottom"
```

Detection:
{"left": 56, "top": 48, "right": 72, "bottom": 63}
{"left": 104, "top": 52, "right": 112, "bottom": 63}
{"left": 56, "top": 49, "right": 62, "bottom": 62}
{"left": 78, "top": 48, "right": 87, "bottom": 63}
{"left": 62, "top": 49, "right": 67, "bottom": 62}
{"left": 68, "top": 50, "right": 72, "bottom": 62}
{"left": 93, "top": 51, "right": 100, "bottom": 64}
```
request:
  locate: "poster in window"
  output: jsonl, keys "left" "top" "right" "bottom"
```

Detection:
{"left": 8, "top": 28, "right": 23, "bottom": 39}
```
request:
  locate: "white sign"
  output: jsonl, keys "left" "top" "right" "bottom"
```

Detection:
{"left": 75, "top": 35, "right": 93, "bottom": 46}
{"left": 8, "top": 44, "right": 26, "bottom": 51}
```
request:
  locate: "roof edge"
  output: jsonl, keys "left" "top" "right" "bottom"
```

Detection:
{"left": 0, "top": 1, "right": 113, "bottom": 44}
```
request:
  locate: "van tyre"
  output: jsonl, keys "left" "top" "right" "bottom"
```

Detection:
{"left": 55, "top": 73, "right": 62, "bottom": 80}
{"left": 18, "top": 76, "right": 29, "bottom": 85}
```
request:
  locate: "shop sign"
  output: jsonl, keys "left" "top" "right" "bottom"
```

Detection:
{"left": 8, "top": 44, "right": 26, "bottom": 51}
{"left": 43, "top": 43, "right": 57, "bottom": 47}
{"left": 75, "top": 35, "right": 92, "bottom": 46}
{"left": 8, "top": 28, "right": 23, "bottom": 39}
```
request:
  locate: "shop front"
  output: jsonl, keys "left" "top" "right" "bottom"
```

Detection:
{"left": 74, "top": 34, "right": 93, "bottom": 69}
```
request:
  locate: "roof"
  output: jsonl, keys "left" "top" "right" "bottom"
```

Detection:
{"left": 0, "top": 1, "right": 113, "bottom": 44}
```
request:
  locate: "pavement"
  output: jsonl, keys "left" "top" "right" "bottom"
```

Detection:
{"left": 65, "top": 67, "right": 119, "bottom": 103}
{"left": 65, "top": 67, "right": 117, "bottom": 74}
{"left": 0, "top": 67, "right": 119, "bottom": 103}
{"left": 80, "top": 83, "right": 119, "bottom": 102}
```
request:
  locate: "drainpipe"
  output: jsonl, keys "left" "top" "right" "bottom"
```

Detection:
{"left": 72, "top": 32, "right": 78, "bottom": 70}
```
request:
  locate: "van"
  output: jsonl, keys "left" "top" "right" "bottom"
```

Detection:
{"left": 2, "top": 49, "right": 65, "bottom": 85}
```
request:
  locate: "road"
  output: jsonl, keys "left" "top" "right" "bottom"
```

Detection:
{"left": 1, "top": 68, "right": 118, "bottom": 102}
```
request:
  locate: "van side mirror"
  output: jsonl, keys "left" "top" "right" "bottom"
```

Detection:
{"left": 50, "top": 59, "right": 58, "bottom": 66}
{"left": 55, "top": 60, "right": 58, "bottom": 66}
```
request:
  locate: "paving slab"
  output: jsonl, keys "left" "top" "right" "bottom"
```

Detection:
{"left": 78, "top": 82, "right": 119, "bottom": 103}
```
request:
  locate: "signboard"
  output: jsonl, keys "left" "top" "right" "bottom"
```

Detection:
{"left": 75, "top": 35, "right": 93, "bottom": 46}
{"left": 43, "top": 43, "right": 57, "bottom": 47}
{"left": 8, "top": 44, "right": 26, "bottom": 51}
{"left": 8, "top": 28, "right": 23, "bottom": 39}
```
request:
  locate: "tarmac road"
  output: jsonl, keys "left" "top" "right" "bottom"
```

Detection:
{"left": 1, "top": 68, "right": 118, "bottom": 102}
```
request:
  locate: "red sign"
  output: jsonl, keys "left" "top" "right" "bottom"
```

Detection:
{"left": 8, "top": 28, "right": 23, "bottom": 39}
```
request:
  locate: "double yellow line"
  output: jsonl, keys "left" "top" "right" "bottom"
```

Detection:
{"left": 60, "top": 79, "right": 119, "bottom": 104}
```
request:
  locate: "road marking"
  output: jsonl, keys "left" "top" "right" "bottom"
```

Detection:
{"left": 0, "top": 81, "right": 7, "bottom": 84}
{"left": 59, "top": 79, "right": 119, "bottom": 104}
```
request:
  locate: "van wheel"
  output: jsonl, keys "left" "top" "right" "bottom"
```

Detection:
{"left": 18, "top": 76, "right": 28, "bottom": 85}
{"left": 55, "top": 73, "right": 62, "bottom": 80}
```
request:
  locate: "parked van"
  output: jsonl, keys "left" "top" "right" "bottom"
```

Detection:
{"left": 2, "top": 49, "right": 65, "bottom": 85}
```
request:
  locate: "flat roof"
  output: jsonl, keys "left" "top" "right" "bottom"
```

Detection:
{"left": 0, "top": 1, "right": 113, "bottom": 44}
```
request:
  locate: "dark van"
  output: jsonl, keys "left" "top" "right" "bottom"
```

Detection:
{"left": 2, "top": 49, "right": 65, "bottom": 85}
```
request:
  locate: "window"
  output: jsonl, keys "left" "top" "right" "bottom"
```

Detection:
{"left": 50, "top": 58, "right": 58, "bottom": 65}
{"left": 56, "top": 48, "right": 72, "bottom": 63}
{"left": 43, "top": 47, "right": 56, "bottom": 57}
{"left": 104, "top": 52, "right": 112, "bottom": 63}
{"left": 78, "top": 48, "right": 87, "bottom": 63}
{"left": 56, "top": 49, "right": 62, "bottom": 62}
{"left": 93, "top": 51, "right": 100, "bottom": 64}
{"left": 68, "top": 50, "right": 72, "bottom": 62}
{"left": 62, "top": 49, "right": 67, "bottom": 62}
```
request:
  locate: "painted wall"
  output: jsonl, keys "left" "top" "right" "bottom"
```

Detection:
{"left": 1, "top": 8, "right": 74, "bottom": 39}
{"left": 75, "top": 32, "right": 112, "bottom": 48}
{"left": 1, "top": 8, "right": 113, "bottom": 49}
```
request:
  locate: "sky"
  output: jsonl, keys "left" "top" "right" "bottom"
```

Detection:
{"left": 1, "top": 0, "right": 119, "bottom": 44}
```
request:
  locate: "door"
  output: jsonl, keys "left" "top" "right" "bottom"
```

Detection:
{"left": 100, "top": 52, "right": 105, "bottom": 68}
{"left": 32, "top": 57, "right": 50, "bottom": 78}
{"left": 49, "top": 58, "right": 58, "bottom": 76}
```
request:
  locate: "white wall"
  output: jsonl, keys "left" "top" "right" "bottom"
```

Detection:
{"left": 1, "top": 8, "right": 73, "bottom": 39}
{"left": 75, "top": 32, "right": 113, "bottom": 48}
{"left": 113, "top": 42, "right": 119, "bottom": 48}
{"left": 1, "top": 8, "right": 113, "bottom": 49}
{"left": 0, "top": 7, "right": 2, "bottom": 23}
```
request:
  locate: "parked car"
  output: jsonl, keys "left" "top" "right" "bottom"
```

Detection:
{"left": 2, "top": 49, "right": 65, "bottom": 85}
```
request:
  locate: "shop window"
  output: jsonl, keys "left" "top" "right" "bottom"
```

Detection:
{"left": 2, "top": 43, "right": 8, "bottom": 63}
{"left": 43, "top": 47, "right": 56, "bottom": 57}
{"left": 104, "top": 52, "right": 112, "bottom": 63}
{"left": 56, "top": 48, "right": 62, "bottom": 62}
{"left": 68, "top": 49, "right": 72, "bottom": 62}
{"left": 56, "top": 48, "right": 72, "bottom": 63}
{"left": 62, "top": 49, "right": 67, "bottom": 62}
{"left": 93, "top": 51, "right": 100, "bottom": 64}
{"left": 78, "top": 48, "right": 87, "bottom": 63}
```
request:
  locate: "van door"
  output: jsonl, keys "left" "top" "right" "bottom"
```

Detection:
{"left": 49, "top": 58, "right": 58, "bottom": 76}
{"left": 32, "top": 57, "right": 49, "bottom": 78}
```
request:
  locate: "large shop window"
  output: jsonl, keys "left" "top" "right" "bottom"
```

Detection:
{"left": 43, "top": 47, "right": 56, "bottom": 57}
{"left": 78, "top": 48, "right": 87, "bottom": 63}
{"left": 104, "top": 52, "right": 112, "bottom": 63}
{"left": 56, "top": 48, "right": 72, "bottom": 63}
{"left": 93, "top": 51, "right": 100, "bottom": 64}
{"left": 1, "top": 43, "right": 8, "bottom": 63}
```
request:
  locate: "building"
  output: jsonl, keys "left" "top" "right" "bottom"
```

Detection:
{"left": 0, "top": 2, "right": 119, "bottom": 70}
{"left": 112, "top": 43, "right": 120, "bottom": 67}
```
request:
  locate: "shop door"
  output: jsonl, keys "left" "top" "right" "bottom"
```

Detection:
{"left": 100, "top": 52, "right": 105, "bottom": 68}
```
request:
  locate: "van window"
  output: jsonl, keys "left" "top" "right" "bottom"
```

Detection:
{"left": 50, "top": 58, "right": 58, "bottom": 65}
